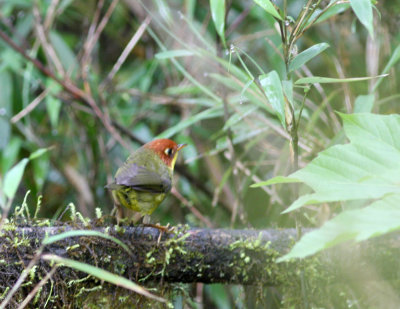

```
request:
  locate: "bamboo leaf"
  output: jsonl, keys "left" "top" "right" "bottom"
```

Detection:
{"left": 155, "top": 50, "right": 195, "bottom": 59}
{"left": 288, "top": 43, "right": 329, "bottom": 73}
{"left": 295, "top": 74, "right": 387, "bottom": 84}
{"left": 350, "top": 0, "right": 374, "bottom": 37}
{"left": 254, "top": 0, "right": 283, "bottom": 21}
{"left": 259, "top": 71, "right": 286, "bottom": 128}
{"left": 210, "top": 0, "right": 226, "bottom": 47}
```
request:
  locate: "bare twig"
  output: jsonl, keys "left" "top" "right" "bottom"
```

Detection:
{"left": 100, "top": 16, "right": 152, "bottom": 90}
{"left": 17, "top": 266, "right": 57, "bottom": 309}
{"left": 171, "top": 187, "right": 213, "bottom": 228}
{"left": 33, "top": 4, "right": 65, "bottom": 77}
{"left": 11, "top": 89, "right": 49, "bottom": 123}
{"left": 0, "top": 247, "right": 44, "bottom": 309}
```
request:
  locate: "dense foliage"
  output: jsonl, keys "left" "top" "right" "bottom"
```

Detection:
{"left": 1, "top": 0, "right": 400, "bottom": 307}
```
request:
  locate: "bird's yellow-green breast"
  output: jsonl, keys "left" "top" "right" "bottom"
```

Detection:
{"left": 107, "top": 139, "right": 186, "bottom": 216}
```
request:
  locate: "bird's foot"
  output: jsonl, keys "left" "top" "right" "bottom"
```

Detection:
{"left": 143, "top": 223, "right": 175, "bottom": 244}
{"left": 145, "top": 223, "right": 175, "bottom": 233}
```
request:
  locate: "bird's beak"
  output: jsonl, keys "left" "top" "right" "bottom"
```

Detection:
{"left": 177, "top": 143, "right": 187, "bottom": 151}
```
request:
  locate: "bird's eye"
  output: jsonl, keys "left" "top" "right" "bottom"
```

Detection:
{"left": 164, "top": 148, "right": 173, "bottom": 157}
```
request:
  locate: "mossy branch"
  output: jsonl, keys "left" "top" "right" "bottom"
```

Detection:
{"left": 1, "top": 221, "right": 400, "bottom": 306}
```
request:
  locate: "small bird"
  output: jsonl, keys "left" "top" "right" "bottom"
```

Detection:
{"left": 106, "top": 139, "right": 186, "bottom": 224}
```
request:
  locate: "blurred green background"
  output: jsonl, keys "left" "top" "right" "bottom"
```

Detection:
{"left": 0, "top": 0, "right": 400, "bottom": 306}
{"left": 1, "top": 0, "right": 399, "bottom": 228}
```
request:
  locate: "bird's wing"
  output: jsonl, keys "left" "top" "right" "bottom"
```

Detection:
{"left": 114, "top": 163, "right": 171, "bottom": 193}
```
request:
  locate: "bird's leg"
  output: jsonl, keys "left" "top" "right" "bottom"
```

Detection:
{"left": 142, "top": 214, "right": 151, "bottom": 224}
{"left": 111, "top": 204, "right": 123, "bottom": 225}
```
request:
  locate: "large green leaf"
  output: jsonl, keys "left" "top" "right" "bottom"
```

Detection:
{"left": 278, "top": 195, "right": 400, "bottom": 261}
{"left": 288, "top": 43, "right": 329, "bottom": 73}
{"left": 354, "top": 94, "right": 374, "bottom": 113}
{"left": 284, "top": 113, "right": 400, "bottom": 212}
{"left": 253, "top": 113, "right": 400, "bottom": 260}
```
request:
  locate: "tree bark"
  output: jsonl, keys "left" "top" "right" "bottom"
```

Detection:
{"left": 1, "top": 224, "right": 299, "bottom": 286}
{"left": 2, "top": 222, "right": 400, "bottom": 307}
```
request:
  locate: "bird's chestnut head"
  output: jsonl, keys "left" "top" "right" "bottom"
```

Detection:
{"left": 144, "top": 139, "right": 187, "bottom": 169}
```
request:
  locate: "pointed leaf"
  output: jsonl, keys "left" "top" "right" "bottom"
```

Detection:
{"left": 42, "top": 254, "right": 165, "bottom": 302}
{"left": 251, "top": 176, "right": 301, "bottom": 188}
{"left": 3, "top": 158, "right": 29, "bottom": 200}
{"left": 43, "top": 230, "right": 133, "bottom": 256}
{"left": 254, "top": 0, "right": 283, "bottom": 21}
{"left": 288, "top": 43, "right": 329, "bottom": 72}
{"left": 373, "top": 44, "right": 400, "bottom": 92}
{"left": 259, "top": 71, "right": 286, "bottom": 128}
{"left": 210, "top": 0, "right": 226, "bottom": 47}
{"left": 155, "top": 50, "right": 195, "bottom": 59}
{"left": 285, "top": 113, "right": 400, "bottom": 209}
{"left": 295, "top": 74, "right": 387, "bottom": 84}
{"left": 3, "top": 147, "right": 51, "bottom": 200}
{"left": 350, "top": 0, "right": 373, "bottom": 37}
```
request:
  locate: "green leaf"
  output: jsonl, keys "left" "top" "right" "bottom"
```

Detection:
{"left": 3, "top": 158, "right": 29, "bottom": 200}
{"left": 3, "top": 148, "right": 50, "bottom": 200}
{"left": 45, "top": 80, "right": 63, "bottom": 129}
{"left": 308, "top": 3, "right": 350, "bottom": 26}
{"left": 373, "top": 44, "right": 400, "bottom": 92}
{"left": 353, "top": 94, "right": 374, "bottom": 113}
{"left": 288, "top": 43, "right": 329, "bottom": 73}
{"left": 210, "top": 0, "right": 226, "bottom": 47}
{"left": 49, "top": 31, "right": 78, "bottom": 73}
{"left": 251, "top": 176, "right": 301, "bottom": 187}
{"left": 29, "top": 147, "right": 51, "bottom": 160}
{"left": 350, "top": 0, "right": 373, "bottom": 37}
{"left": 284, "top": 113, "right": 400, "bottom": 212}
{"left": 0, "top": 70, "right": 12, "bottom": 150}
{"left": 1, "top": 137, "right": 21, "bottom": 173}
{"left": 254, "top": 0, "right": 283, "bottom": 21}
{"left": 282, "top": 80, "right": 294, "bottom": 108}
{"left": 43, "top": 230, "right": 133, "bottom": 256}
{"left": 295, "top": 74, "right": 387, "bottom": 84}
{"left": 32, "top": 154, "right": 49, "bottom": 191}
{"left": 259, "top": 71, "right": 286, "bottom": 128}
{"left": 42, "top": 254, "right": 165, "bottom": 302}
{"left": 278, "top": 195, "right": 400, "bottom": 261}
{"left": 155, "top": 49, "right": 195, "bottom": 59}
{"left": 276, "top": 113, "right": 400, "bottom": 260}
